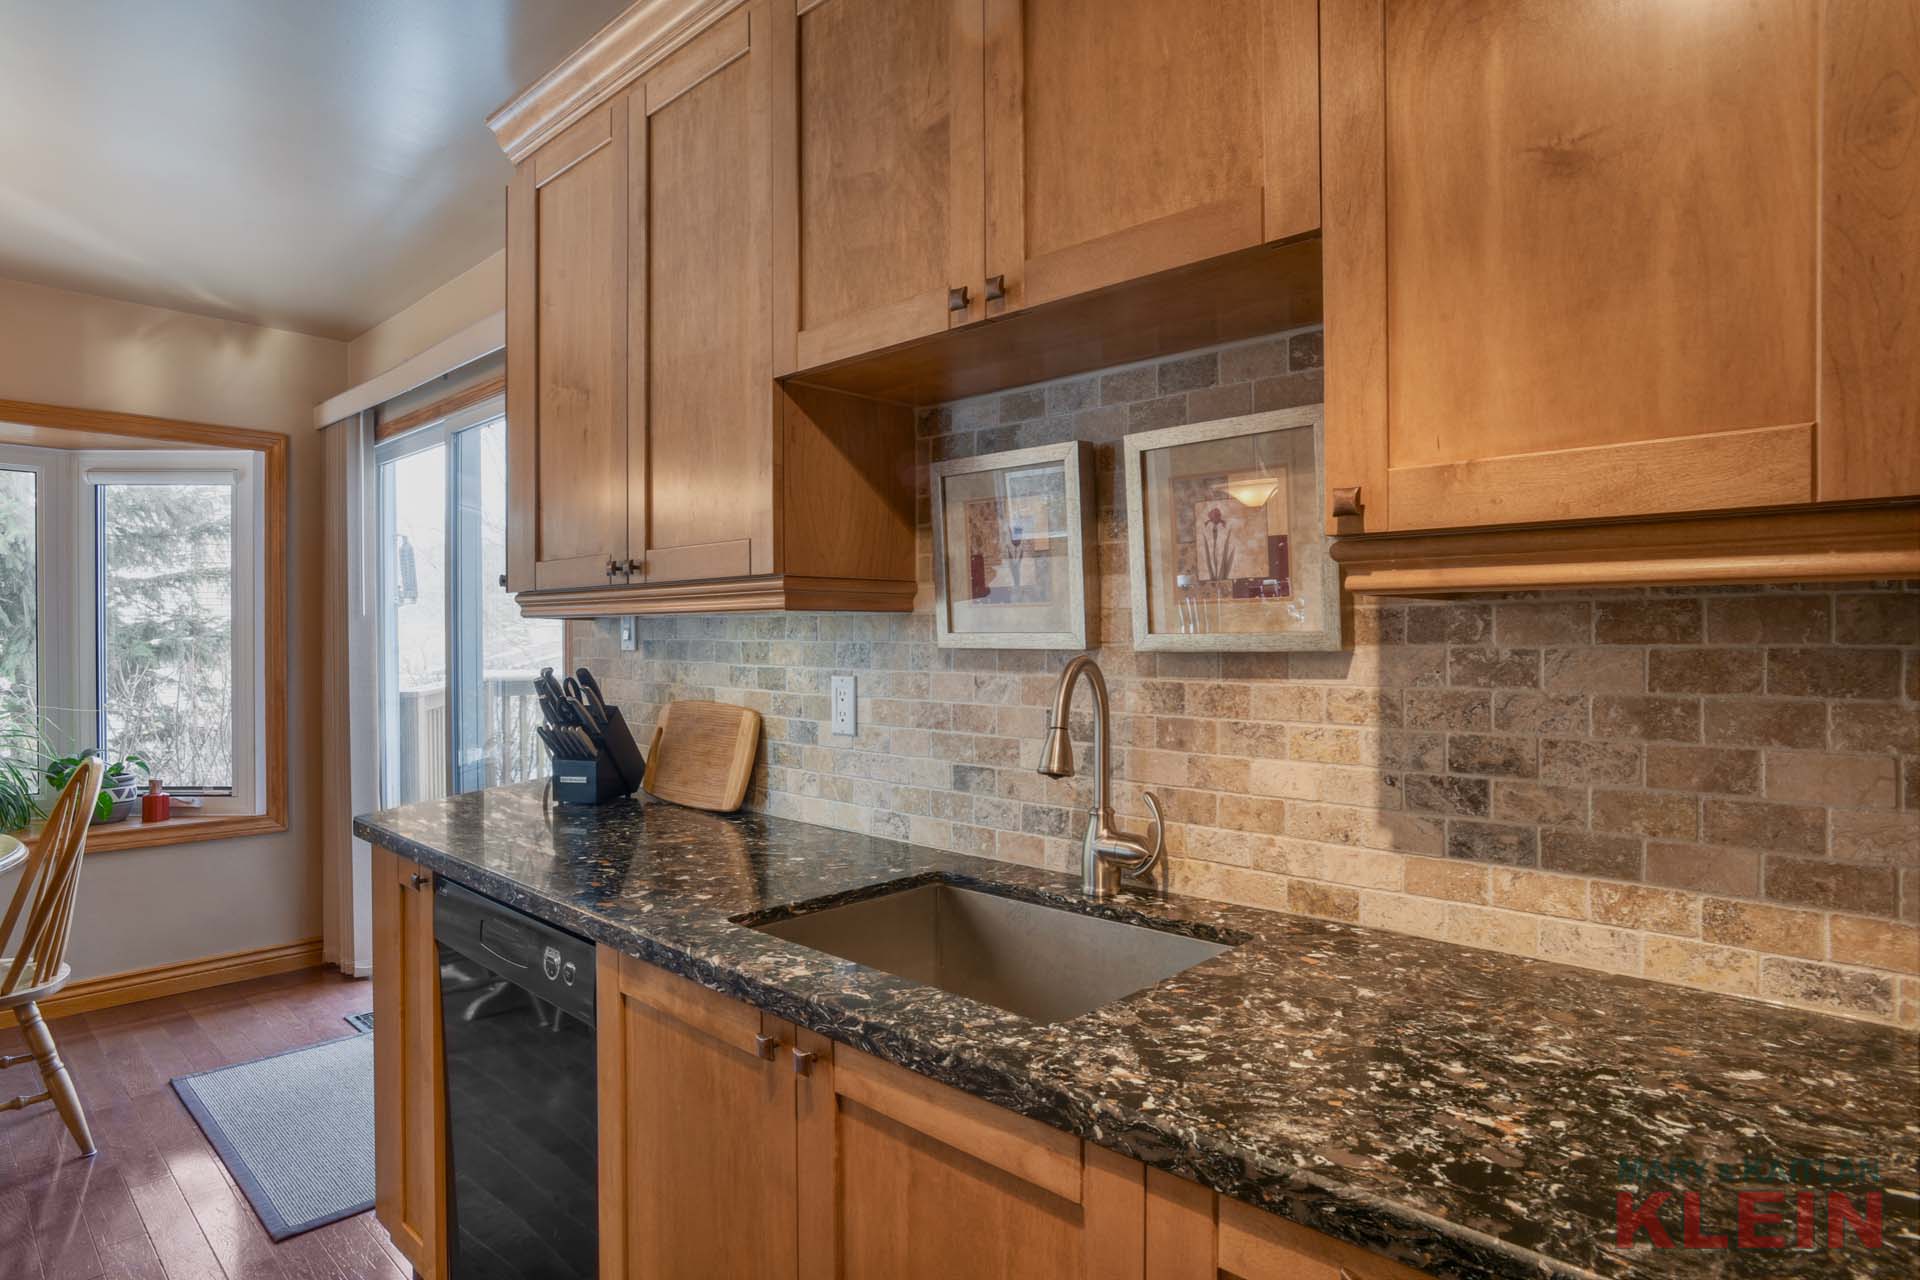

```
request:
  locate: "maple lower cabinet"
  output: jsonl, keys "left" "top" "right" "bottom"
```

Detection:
{"left": 599, "top": 952, "right": 800, "bottom": 1279}
{"left": 371, "top": 847, "right": 447, "bottom": 1280}
{"left": 1322, "top": 0, "right": 1920, "bottom": 535}
{"left": 980, "top": 0, "right": 1319, "bottom": 317}
{"left": 597, "top": 955, "right": 1438, "bottom": 1279}
{"left": 792, "top": 1027, "right": 1145, "bottom": 1279}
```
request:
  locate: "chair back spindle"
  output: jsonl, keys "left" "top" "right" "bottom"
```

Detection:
{"left": 0, "top": 758, "right": 103, "bottom": 999}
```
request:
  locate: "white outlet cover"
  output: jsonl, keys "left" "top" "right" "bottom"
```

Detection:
{"left": 831, "top": 675, "right": 856, "bottom": 736}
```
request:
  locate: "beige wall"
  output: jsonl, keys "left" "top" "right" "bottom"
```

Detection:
{"left": 346, "top": 249, "right": 504, "bottom": 386}
{"left": 0, "top": 274, "right": 346, "bottom": 980}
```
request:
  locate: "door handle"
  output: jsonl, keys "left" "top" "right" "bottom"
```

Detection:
{"left": 791, "top": 1047, "right": 817, "bottom": 1077}
{"left": 625, "top": 558, "right": 643, "bottom": 575}
{"left": 605, "top": 556, "right": 622, "bottom": 581}
{"left": 754, "top": 1033, "right": 779, "bottom": 1061}
{"left": 947, "top": 285, "right": 970, "bottom": 312}
{"left": 984, "top": 274, "right": 1006, "bottom": 302}
{"left": 410, "top": 873, "right": 430, "bottom": 890}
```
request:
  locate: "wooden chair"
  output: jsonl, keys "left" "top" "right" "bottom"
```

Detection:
{"left": 0, "top": 756, "right": 104, "bottom": 1156}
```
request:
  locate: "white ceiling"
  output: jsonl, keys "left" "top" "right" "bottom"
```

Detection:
{"left": 0, "top": 0, "right": 632, "bottom": 340}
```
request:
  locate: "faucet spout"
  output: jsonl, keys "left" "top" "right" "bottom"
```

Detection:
{"left": 1037, "top": 655, "right": 1164, "bottom": 898}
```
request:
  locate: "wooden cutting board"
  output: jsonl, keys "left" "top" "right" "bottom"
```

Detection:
{"left": 642, "top": 700, "right": 763, "bottom": 812}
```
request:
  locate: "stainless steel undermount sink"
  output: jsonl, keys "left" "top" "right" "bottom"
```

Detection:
{"left": 746, "top": 882, "right": 1232, "bottom": 1023}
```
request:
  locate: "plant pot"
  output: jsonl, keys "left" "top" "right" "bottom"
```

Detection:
{"left": 95, "top": 783, "right": 139, "bottom": 825}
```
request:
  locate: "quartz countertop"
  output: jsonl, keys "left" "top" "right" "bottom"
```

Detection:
{"left": 355, "top": 783, "right": 1918, "bottom": 1280}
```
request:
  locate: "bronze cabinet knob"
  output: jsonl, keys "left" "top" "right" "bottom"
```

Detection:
{"left": 947, "top": 285, "right": 970, "bottom": 312}
{"left": 753, "top": 1033, "right": 778, "bottom": 1061}
{"left": 1330, "top": 486, "right": 1363, "bottom": 519}
{"left": 984, "top": 274, "right": 1006, "bottom": 302}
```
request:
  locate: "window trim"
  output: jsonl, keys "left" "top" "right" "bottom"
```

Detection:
{"left": 0, "top": 398, "right": 288, "bottom": 853}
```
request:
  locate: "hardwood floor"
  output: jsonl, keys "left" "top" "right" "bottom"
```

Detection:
{"left": 0, "top": 968, "right": 410, "bottom": 1280}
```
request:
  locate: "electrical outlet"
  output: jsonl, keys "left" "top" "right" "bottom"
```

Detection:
{"left": 619, "top": 617, "right": 637, "bottom": 651}
{"left": 831, "top": 675, "right": 857, "bottom": 736}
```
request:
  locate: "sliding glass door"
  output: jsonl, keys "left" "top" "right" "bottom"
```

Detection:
{"left": 376, "top": 408, "right": 562, "bottom": 806}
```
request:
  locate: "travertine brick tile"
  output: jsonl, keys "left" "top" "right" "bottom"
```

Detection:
{"left": 1759, "top": 958, "right": 1893, "bottom": 1018}
{"left": 607, "top": 338, "right": 1917, "bottom": 1025}
{"left": 1596, "top": 599, "right": 1701, "bottom": 644}
{"left": 1764, "top": 857, "right": 1899, "bottom": 915}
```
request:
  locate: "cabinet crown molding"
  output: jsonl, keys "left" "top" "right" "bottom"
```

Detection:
{"left": 488, "top": 0, "right": 744, "bottom": 163}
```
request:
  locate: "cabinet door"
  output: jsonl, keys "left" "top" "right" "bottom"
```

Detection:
{"left": 1320, "top": 0, "right": 1904, "bottom": 534}
{"left": 371, "top": 848, "right": 446, "bottom": 1279}
{"left": 601, "top": 954, "right": 799, "bottom": 1280}
{"left": 775, "top": 0, "right": 986, "bottom": 373}
{"left": 795, "top": 1030, "right": 1144, "bottom": 1280}
{"left": 627, "top": 4, "right": 777, "bottom": 584}
{"left": 1144, "top": 1171, "right": 1428, "bottom": 1280}
{"left": 506, "top": 102, "right": 631, "bottom": 591}
{"left": 981, "top": 0, "right": 1318, "bottom": 316}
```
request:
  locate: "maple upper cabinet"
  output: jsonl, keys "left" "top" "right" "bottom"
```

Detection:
{"left": 628, "top": 4, "right": 775, "bottom": 584}
{"left": 775, "top": 0, "right": 985, "bottom": 373}
{"left": 506, "top": 103, "right": 630, "bottom": 591}
{"left": 371, "top": 848, "right": 446, "bottom": 1280}
{"left": 1322, "top": 0, "right": 1920, "bottom": 536}
{"left": 500, "top": 0, "right": 917, "bottom": 615}
{"left": 980, "top": 0, "right": 1320, "bottom": 317}
{"left": 773, "top": 0, "right": 1322, "bottom": 382}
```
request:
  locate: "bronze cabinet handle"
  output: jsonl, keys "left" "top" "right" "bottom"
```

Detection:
{"left": 947, "top": 285, "right": 970, "bottom": 312}
{"left": 791, "top": 1047, "right": 817, "bottom": 1077}
{"left": 984, "top": 274, "right": 1006, "bottom": 302}
{"left": 605, "top": 556, "right": 622, "bottom": 580}
{"left": 1330, "top": 486, "right": 1363, "bottom": 519}
{"left": 754, "top": 1033, "right": 778, "bottom": 1061}
{"left": 625, "top": 558, "right": 643, "bottom": 575}
{"left": 411, "top": 873, "right": 430, "bottom": 890}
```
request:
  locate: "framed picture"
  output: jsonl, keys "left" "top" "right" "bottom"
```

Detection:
{"left": 931, "top": 441, "right": 1094, "bottom": 649}
{"left": 1123, "top": 407, "right": 1340, "bottom": 651}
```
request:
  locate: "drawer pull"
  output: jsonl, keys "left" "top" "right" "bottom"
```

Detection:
{"left": 753, "top": 1033, "right": 778, "bottom": 1061}
{"left": 791, "top": 1048, "right": 817, "bottom": 1077}
{"left": 984, "top": 274, "right": 1006, "bottom": 302}
{"left": 1330, "top": 486, "right": 1363, "bottom": 519}
{"left": 947, "top": 285, "right": 970, "bottom": 312}
{"left": 411, "top": 873, "right": 430, "bottom": 890}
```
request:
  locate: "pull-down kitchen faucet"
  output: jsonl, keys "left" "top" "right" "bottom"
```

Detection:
{"left": 1037, "top": 655, "right": 1164, "bottom": 898}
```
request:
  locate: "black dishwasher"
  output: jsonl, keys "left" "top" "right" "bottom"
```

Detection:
{"left": 435, "top": 879, "right": 597, "bottom": 1280}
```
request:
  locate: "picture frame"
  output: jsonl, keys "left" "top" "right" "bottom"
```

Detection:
{"left": 930, "top": 441, "right": 1095, "bottom": 650}
{"left": 1122, "top": 406, "right": 1341, "bottom": 652}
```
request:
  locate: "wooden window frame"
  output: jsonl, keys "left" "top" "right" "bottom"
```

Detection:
{"left": 1, "top": 398, "right": 289, "bottom": 853}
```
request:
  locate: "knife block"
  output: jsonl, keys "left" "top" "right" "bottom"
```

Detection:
{"left": 549, "top": 753, "right": 631, "bottom": 806}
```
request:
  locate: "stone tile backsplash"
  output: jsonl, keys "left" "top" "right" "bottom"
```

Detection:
{"left": 574, "top": 326, "right": 1920, "bottom": 1027}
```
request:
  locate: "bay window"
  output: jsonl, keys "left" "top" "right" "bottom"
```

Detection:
{"left": 0, "top": 444, "right": 264, "bottom": 815}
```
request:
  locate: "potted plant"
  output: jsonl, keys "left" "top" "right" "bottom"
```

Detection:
{"left": 46, "top": 750, "right": 149, "bottom": 824}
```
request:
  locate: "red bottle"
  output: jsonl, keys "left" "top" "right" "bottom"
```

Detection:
{"left": 141, "top": 778, "right": 171, "bottom": 823}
